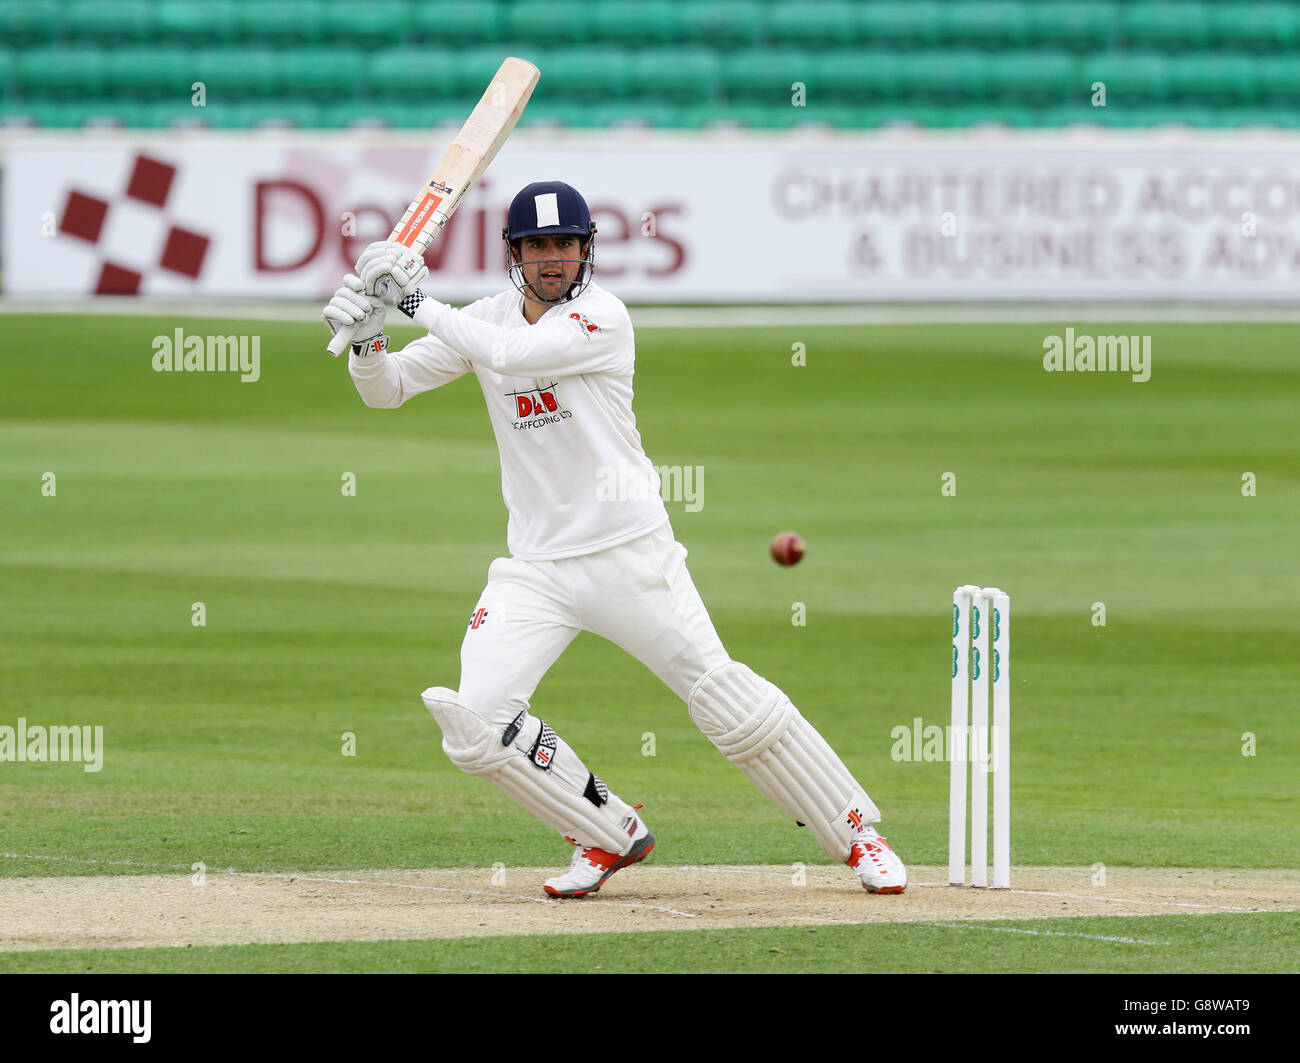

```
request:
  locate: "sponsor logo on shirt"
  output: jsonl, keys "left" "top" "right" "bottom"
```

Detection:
{"left": 507, "top": 381, "right": 574, "bottom": 431}
{"left": 568, "top": 311, "right": 600, "bottom": 338}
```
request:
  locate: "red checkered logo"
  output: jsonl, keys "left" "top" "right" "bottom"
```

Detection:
{"left": 58, "top": 154, "right": 211, "bottom": 295}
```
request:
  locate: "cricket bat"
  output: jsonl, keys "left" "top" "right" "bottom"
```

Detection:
{"left": 327, "top": 56, "right": 540, "bottom": 355}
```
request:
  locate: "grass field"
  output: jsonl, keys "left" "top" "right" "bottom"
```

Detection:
{"left": 2, "top": 310, "right": 1297, "bottom": 974}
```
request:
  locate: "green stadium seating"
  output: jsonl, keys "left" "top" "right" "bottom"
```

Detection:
{"left": 593, "top": 1, "right": 688, "bottom": 47}
{"left": 409, "top": 2, "right": 503, "bottom": 45}
{"left": 16, "top": 48, "right": 108, "bottom": 100}
{"left": 236, "top": 1, "right": 328, "bottom": 44}
{"left": 321, "top": 0, "right": 411, "bottom": 47}
{"left": 765, "top": 1, "right": 862, "bottom": 48}
{"left": 152, "top": 0, "right": 241, "bottom": 44}
{"left": 278, "top": 49, "right": 363, "bottom": 101}
{"left": 896, "top": 51, "right": 993, "bottom": 102}
{"left": 989, "top": 52, "right": 1081, "bottom": 105}
{"left": 943, "top": 2, "right": 1032, "bottom": 50}
{"left": 1209, "top": 4, "right": 1300, "bottom": 52}
{"left": 541, "top": 47, "right": 634, "bottom": 101}
{"left": 1255, "top": 55, "right": 1300, "bottom": 101}
{"left": 192, "top": 49, "right": 283, "bottom": 101}
{"left": 678, "top": 2, "right": 765, "bottom": 51}
{"left": 630, "top": 49, "right": 722, "bottom": 105}
{"left": 366, "top": 48, "right": 456, "bottom": 98}
{"left": 722, "top": 50, "right": 817, "bottom": 103}
{"left": 504, "top": 1, "right": 588, "bottom": 47}
{"left": 858, "top": 3, "right": 946, "bottom": 49}
{"left": 1120, "top": 2, "right": 1212, "bottom": 52}
{"left": 0, "top": 1, "right": 63, "bottom": 46}
{"left": 62, "top": 1, "right": 155, "bottom": 43}
{"left": 0, "top": 0, "right": 1295, "bottom": 132}
{"left": 103, "top": 47, "right": 197, "bottom": 101}
{"left": 1168, "top": 54, "right": 1260, "bottom": 103}
{"left": 1026, "top": 2, "right": 1119, "bottom": 52}
{"left": 819, "top": 52, "right": 904, "bottom": 102}
{"left": 1080, "top": 52, "right": 1174, "bottom": 104}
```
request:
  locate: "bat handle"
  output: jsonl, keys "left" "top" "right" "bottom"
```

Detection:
{"left": 327, "top": 325, "right": 355, "bottom": 358}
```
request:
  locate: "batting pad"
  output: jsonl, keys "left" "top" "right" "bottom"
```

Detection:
{"left": 688, "top": 663, "right": 880, "bottom": 860}
{"left": 421, "top": 687, "right": 639, "bottom": 854}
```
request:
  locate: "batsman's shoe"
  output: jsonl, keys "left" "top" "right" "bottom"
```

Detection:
{"left": 847, "top": 824, "right": 907, "bottom": 894}
{"left": 543, "top": 812, "right": 655, "bottom": 898}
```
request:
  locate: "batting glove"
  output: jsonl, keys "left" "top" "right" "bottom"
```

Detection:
{"left": 322, "top": 273, "right": 387, "bottom": 354}
{"left": 356, "top": 240, "right": 429, "bottom": 300}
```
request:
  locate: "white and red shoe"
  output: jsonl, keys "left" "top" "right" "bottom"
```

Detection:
{"left": 543, "top": 811, "right": 655, "bottom": 898}
{"left": 847, "top": 824, "right": 907, "bottom": 894}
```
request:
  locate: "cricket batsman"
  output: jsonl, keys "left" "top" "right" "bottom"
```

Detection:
{"left": 322, "top": 181, "right": 907, "bottom": 897}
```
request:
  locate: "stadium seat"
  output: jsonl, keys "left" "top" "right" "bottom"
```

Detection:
{"left": 504, "top": 1, "right": 589, "bottom": 47}
{"left": 1256, "top": 55, "right": 1300, "bottom": 102}
{"left": 235, "top": 0, "right": 327, "bottom": 44}
{"left": 320, "top": 0, "right": 411, "bottom": 47}
{"left": 1080, "top": 52, "right": 1173, "bottom": 104}
{"left": 896, "top": 51, "right": 992, "bottom": 102}
{"left": 1026, "top": 2, "right": 1119, "bottom": 52}
{"left": 15, "top": 48, "right": 108, "bottom": 100}
{"left": 366, "top": 48, "right": 456, "bottom": 98}
{"left": 192, "top": 49, "right": 282, "bottom": 101}
{"left": 1120, "top": 2, "right": 1212, "bottom": 52}
{"left": 409, "top": 1, "right": 503, "bottom": 45}
{"left": 943, "top": 2, "right": 1032, "bottom": 50}
{"left": 858, "top": 2, "right": 946, "bottom": 49}
{"left": 0, "top": 1, "right": 63, "bottom": 46}
{"left": 678, "top": 1, "right": 765, "bottom": 51}
{"left": 62, "top": 1, "right": 154, "bottom": 43}
{"left": 540, "top": 47, "right": 634, "bottom": 102}
{"left": 103, "top": 47, "right": 197, "bottom": 101}
{"left": 630, "top": 49, "right": 722, "bottom": 106}
{"left": 1209, "top": 4, "right": 1300, "bottom": 52}
{"left": 765, "top": 1, "right": 863, "bottom": 49}
{"left": 819, "top": 51, "right": 905, "bottom": 102}
{"left": 1167, "top": 54, "right": 1259, "bottom": 104}
{"left": 722, "top": 50, "right": 818, "bottom": 103}
{"left": 152, "top": 0, "right": 241, "bottom": 44}
{"left": 278, "top": 49, "right": 364, "bottom": 101}
{"left": 593, "top": 1, "right": 689, "bottom": 47}
{"left": 990, "top": 52, "right": 1081, "bottom": 106}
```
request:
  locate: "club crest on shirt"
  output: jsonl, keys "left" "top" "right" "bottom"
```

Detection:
{"left": 507, "top": 381, "right": 574, "bottom": 431}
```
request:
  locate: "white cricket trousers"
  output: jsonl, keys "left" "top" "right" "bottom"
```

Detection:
{"left": 458, "top": 523, "right": 730, "bottom": 726}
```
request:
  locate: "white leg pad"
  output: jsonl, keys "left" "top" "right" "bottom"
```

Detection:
{"left": 421, "top": 686, "right": 639, "bottom": 854}
{"left": 688, "top": 662, "right": 880, "bottom": 860}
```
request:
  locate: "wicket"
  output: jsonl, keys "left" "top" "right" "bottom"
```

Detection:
{"left": 949, "top": 585, "right": 1011, "bottom": 888}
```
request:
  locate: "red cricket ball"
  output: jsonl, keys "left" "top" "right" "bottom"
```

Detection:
{"left": 770, "top": 532, "right": 806, "bottom": 566}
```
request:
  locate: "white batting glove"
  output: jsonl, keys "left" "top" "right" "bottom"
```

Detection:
{"left": 322, "top": 273, "right": 386, "bottom": 349}
{"left": 356, "top": 240, "right": 429, "bottom": 299}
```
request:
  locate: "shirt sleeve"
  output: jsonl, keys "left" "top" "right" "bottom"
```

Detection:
{"left": 410, "top": 296, "right": 630, "bottom": 377}
{"left": 348, "top": 333, "right": 471, "bottom": 409}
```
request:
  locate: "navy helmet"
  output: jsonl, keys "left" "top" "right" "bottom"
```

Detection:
{"left": 502, "top": 181, "right": 597, "bottom": 302}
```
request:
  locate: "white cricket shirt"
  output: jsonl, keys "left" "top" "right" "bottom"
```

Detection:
{"left": 349, "top": 281, "right": 669, "bottom": 561}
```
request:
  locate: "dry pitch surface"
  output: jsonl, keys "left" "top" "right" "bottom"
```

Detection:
{"left": 2, "top": 866, "right": 1296, "bottom": 952}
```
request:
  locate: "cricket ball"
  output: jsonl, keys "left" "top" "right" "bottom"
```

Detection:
{"left": 770, "top": 532, "right": 805, "bottom": 567}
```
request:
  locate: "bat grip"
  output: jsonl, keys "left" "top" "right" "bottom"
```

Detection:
{"left": 327, "top": 325, "right": 355, "bottom": 357}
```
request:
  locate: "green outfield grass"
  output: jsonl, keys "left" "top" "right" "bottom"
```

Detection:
{"left": 1, "top": 312, "right": 1297, "bottom": 972}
